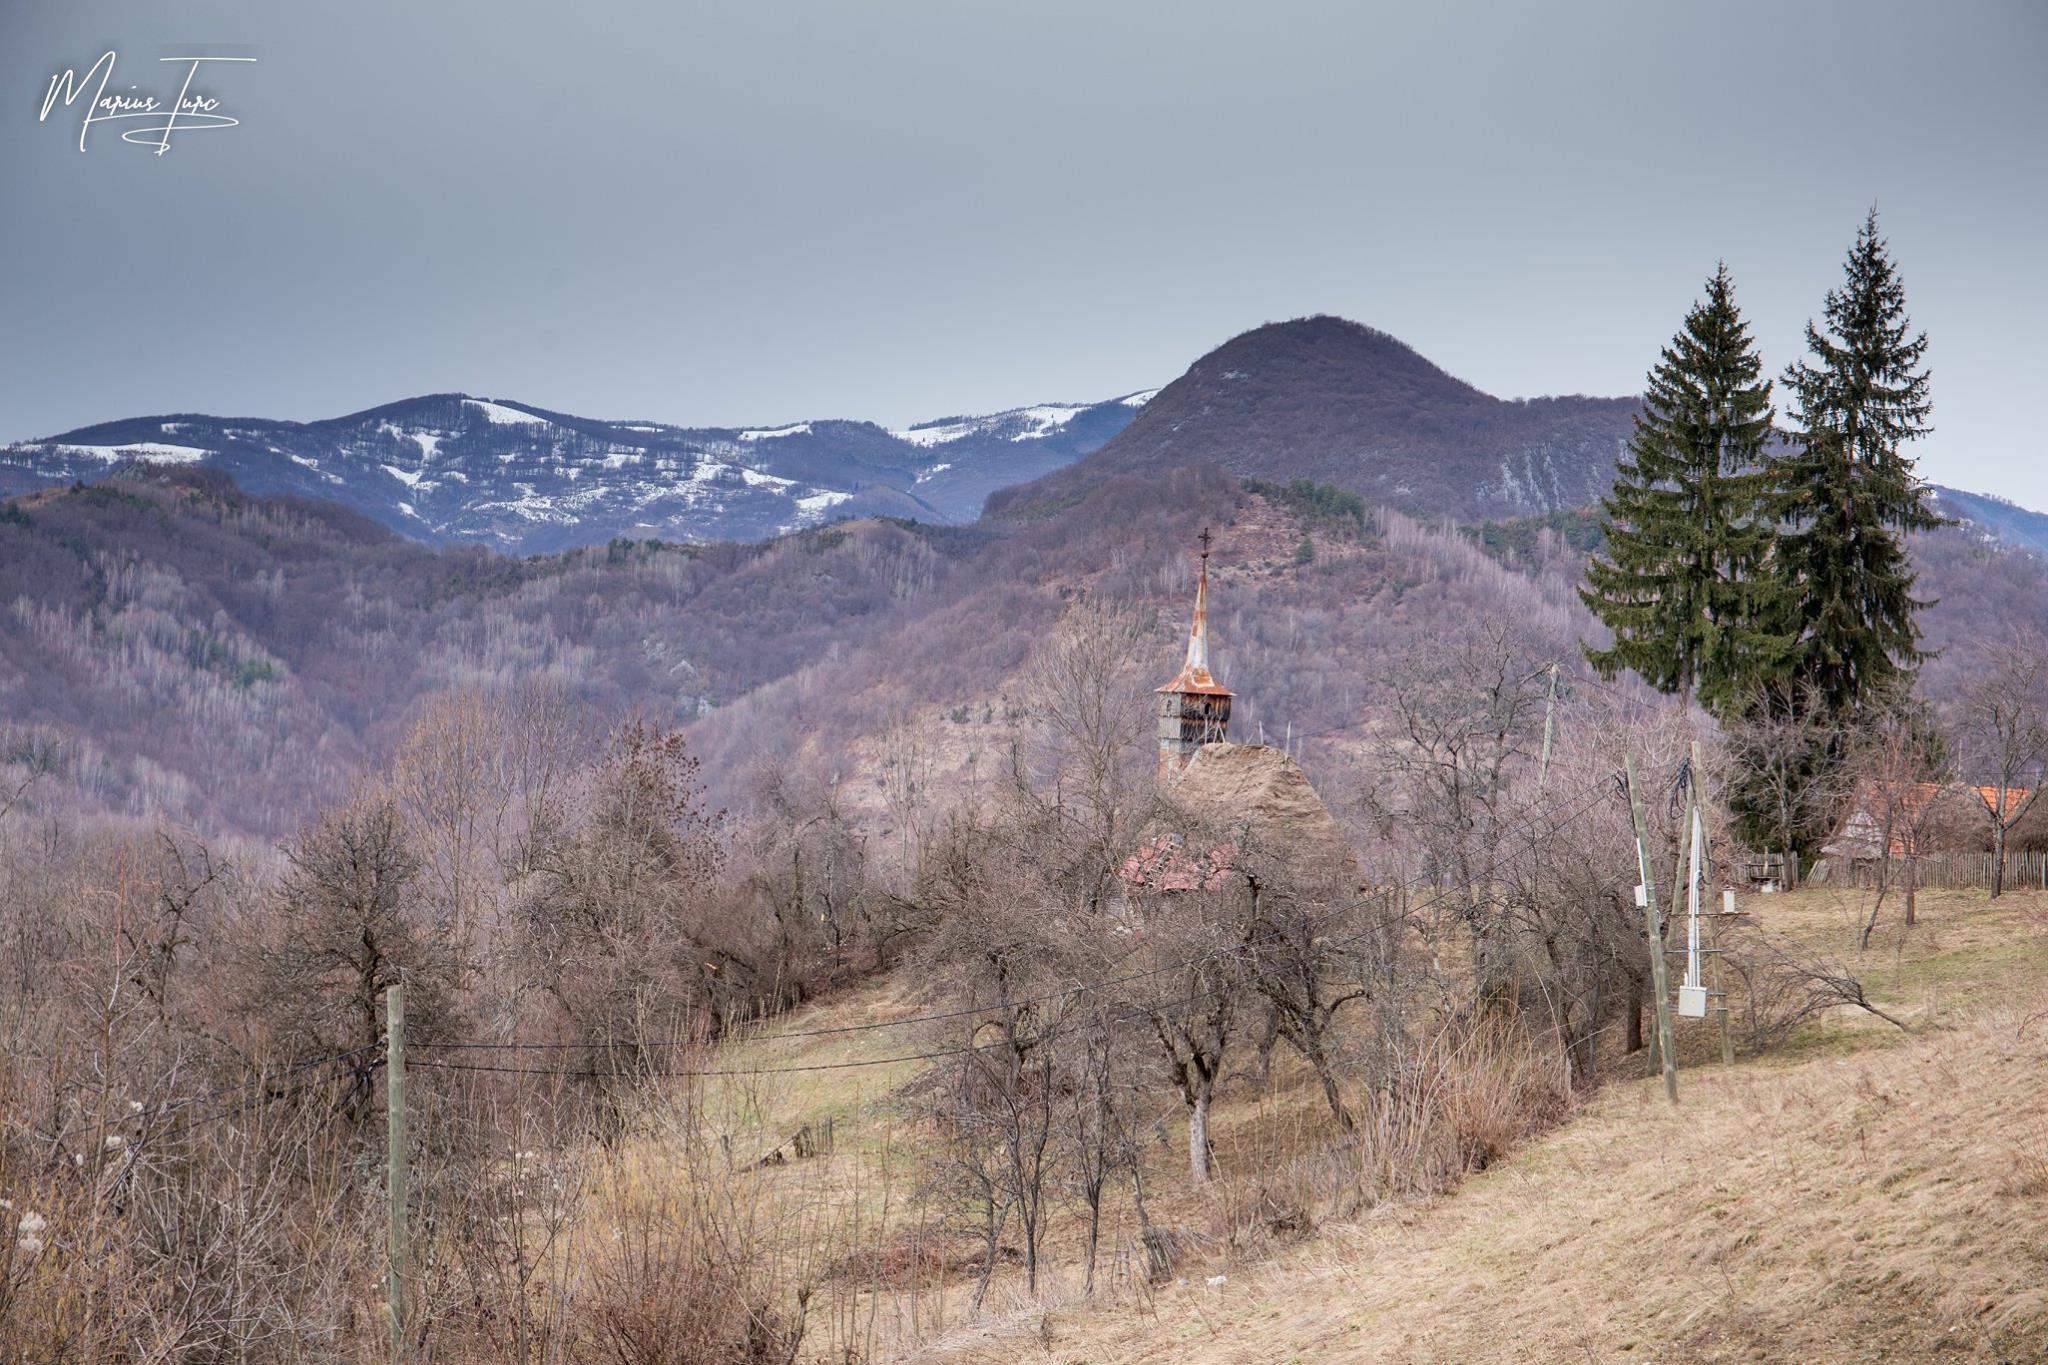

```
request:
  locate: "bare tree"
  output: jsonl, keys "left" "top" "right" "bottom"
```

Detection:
{"left": 1722, "top": 921, "right": 1910, "bottom": 1051}
{"left": 1235, "top": 839, "right": 1376, "bottom": 1129}
{"left": 1952, "top": 637, "right": 2048, "bottom": 898}
{"left": 500, "top": 675, "right": 588, "bottom": 875}
{"left": 514, "top": 722, "right": 734, "bottom": 1068}
{"left": 909, "top": 809, "right": 1072, "bottom": 1301}
{"left": 878, "top": 711, "right": 938, "bottom": 870}
{"left": 1115, "top": 827, "right": 1246, "bottom": 1186}
{"left": 1025, "top": 593, "right": 1156, "bottom": 861}
{"left": 1363, "top": 613, "right": 1547, "bottom": 1006}
{"left": 1724, "top": 679, "right": 1842, "bottom": 885}
{"left": 392, "top": 688, "right": 515, "bottom": 945}
{"left": 1061, "top": 1002, "right": 1135, "bottom": 1295}
{"left": 1838, "top": 696, "right": 1944, "bottom": 942}
{"left": 1495, "top": 769, "right": 1643, "bottom": 1089}
{"left": 123, "top": 833, "right": 225, "bottom": 1032}
{"left": 261, "top": 786, "right": 465, "bottom": 1064}
{"left": 739, "top": 764, "right": 880, "bottom": 987}
{"left": 0, "top": 730, "right": 60, "bottom": 824}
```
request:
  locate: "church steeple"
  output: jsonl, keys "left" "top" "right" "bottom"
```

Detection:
{"left": 1183, "top": 528, "right": 1214, "bottom": 674}
{"left": 1155, "top": 528, "right": 1233, "bottom": 782}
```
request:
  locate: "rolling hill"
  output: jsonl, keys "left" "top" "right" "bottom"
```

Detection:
{"left": 6, "top": 452, "right": 2045, "bottom": 844}
{"left": 994, "top": 316, "right": 1641, "bottom": 522}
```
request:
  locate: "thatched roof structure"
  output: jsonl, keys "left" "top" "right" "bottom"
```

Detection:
{"left": 1122, "top": 742, "right": 1360, "bottom": 895}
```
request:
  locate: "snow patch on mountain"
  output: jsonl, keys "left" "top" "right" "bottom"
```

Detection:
{"left": 1006, "top": 405, "right": 1091, "bottom": 439}
{"left": 892, "top": 418, "right": 980, "bottom": 448}
{"left": 796, "top": 489, "right": 852, "bottom": 515}
{"left": 380, "top": 422, "right": 443, "bottom": 458}
{"left": 465, "top": 399, "right": 550, "bottom": 427}
{"left": 52, "top": 442, "right": 211, "bottom": 464}
{"left": 892, "top": 399, "right": 1099, "bottom": 447}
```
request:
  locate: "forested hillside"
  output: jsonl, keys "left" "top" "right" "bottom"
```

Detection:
{"left": 0, "top": 469, "right": 979, "bottom": 831}
{"left": 4, "top": 460, "right": 2042, "bottom": 844}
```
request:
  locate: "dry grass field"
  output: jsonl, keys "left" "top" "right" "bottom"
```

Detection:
{"left": 565, "top": 885, "right": 2048, "bottom": 1363}
{"left": 890, "top": 886, "right": 2048, "bottom": 1363}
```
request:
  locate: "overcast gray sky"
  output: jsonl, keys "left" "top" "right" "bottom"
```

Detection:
{"left": 5, "top": 1, "right": 2044, "bottom": 503}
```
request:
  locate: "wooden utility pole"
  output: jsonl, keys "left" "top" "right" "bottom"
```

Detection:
{"left": 1625, "top": 755, "right": 1678, "bottom": 1103}
{"left": 1715, "top": 886, "right": 1737, "bottom": 1066}
{"left": 386, "top": 982, "right": 408, "bottom": 1364}
{"left": 1538, "top": 662, "right": 1560, "bottom": 785}
{"left": 1687, "top": 739, "right": 1737, "bottom": 1066}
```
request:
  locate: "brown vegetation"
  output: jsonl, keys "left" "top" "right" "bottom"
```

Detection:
{"left": 6, "top": 455, "right": 2048, "bottom": 1361}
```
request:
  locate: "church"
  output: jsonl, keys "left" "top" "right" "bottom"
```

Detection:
{"left": 1154, "top": 528, "right": 1235, "bottom": 783}
{"left": 1124, "top": 531, "right": 1359, "bottom": 897}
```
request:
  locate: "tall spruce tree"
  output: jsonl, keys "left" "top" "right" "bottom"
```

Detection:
{"left": 1772, "top": 208, "right": 1938, "bottom": 719}
{"left": 1582, "top": 264, "right": 1788, "bottom": 713}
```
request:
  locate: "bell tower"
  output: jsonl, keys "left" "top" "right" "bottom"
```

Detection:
{"left": 1155, "top": 528, "right": 1233, "bottom": 782}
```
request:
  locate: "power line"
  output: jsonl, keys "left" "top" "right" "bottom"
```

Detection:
{"left": 147, "top": 1044, "right": 385, "bottom": 1117}
{"left": 404, "top": 775, "right": 1622, "bottom": 1081}
{"left": 410, "top": 1045, "right": 969, "bottom": 1081}
{"left": 87, "top": 774, "right": 1628, "bottom": 1115}
{"left": 411, "top": 772, "right": 1617, "bottom": 1059}
{"left": 144, "top": 1055, "right": 384, "bottom": 1139}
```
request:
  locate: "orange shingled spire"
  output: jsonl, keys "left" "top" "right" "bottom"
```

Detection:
{"left": 1156, "top": 528, "right": 1233, "bottom": 781}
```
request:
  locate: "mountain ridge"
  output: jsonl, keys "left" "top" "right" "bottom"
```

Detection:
{"left": 7, "top": 317, "right": 2042, "bottom": 559}
{"left": 0, "top": 390, "right": 1152, "bottom": 554}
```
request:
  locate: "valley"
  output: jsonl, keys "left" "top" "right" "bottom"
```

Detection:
{"left": 4, "top": 316, "right": 2046, "bottom": 1364}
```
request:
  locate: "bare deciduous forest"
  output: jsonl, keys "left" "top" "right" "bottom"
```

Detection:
{"left": 6, "top": 450, "right": 2048, "bottom": 1360}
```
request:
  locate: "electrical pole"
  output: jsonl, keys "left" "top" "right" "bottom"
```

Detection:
{"left": 386, "top": 981, "right": 408, "bottom": 1364}
{"left": 1667, "top": 783, "right": 1695, "bottom": 963}
{"left": 1691, "top": 738, "right": 1736, "bottom": 1066}
{"left": 1625, "top": 755, "right": 1678, "bottom": 1104}
{"left": 1538, "top": 662, "right": 1560, "bottom": 785}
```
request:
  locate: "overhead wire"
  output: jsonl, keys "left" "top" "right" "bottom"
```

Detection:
{"left": 406, "top": 773, "right": 1623, "bottom": 1081}
{"left": 102, "top": 768, "right": 1635, "bottom": 1127}
{"left": 412, "top": 771, "right": 1617, "bottom": 1057}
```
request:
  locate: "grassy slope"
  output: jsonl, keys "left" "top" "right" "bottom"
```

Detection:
{"left": 914, "top": 888, "right": 2048, "bottom": 1364}
{"left": 588, "top": 888, "right": 2048, "bottom": 1362}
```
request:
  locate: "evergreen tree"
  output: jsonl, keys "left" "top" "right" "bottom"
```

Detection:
{"left": 1581, "top": 264, "right": 1789, "bottom": 712}
{"left": 1771, "top": 208, "right": 1939, "bottom": 718}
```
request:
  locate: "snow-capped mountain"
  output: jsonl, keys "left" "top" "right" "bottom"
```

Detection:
{"left": 0, "top": 390, "right": 1153, "bottom": 553}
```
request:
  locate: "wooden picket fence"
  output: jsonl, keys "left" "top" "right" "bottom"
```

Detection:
{"left": 1831, "top": 849, "right": 2048, "bottom": 891}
